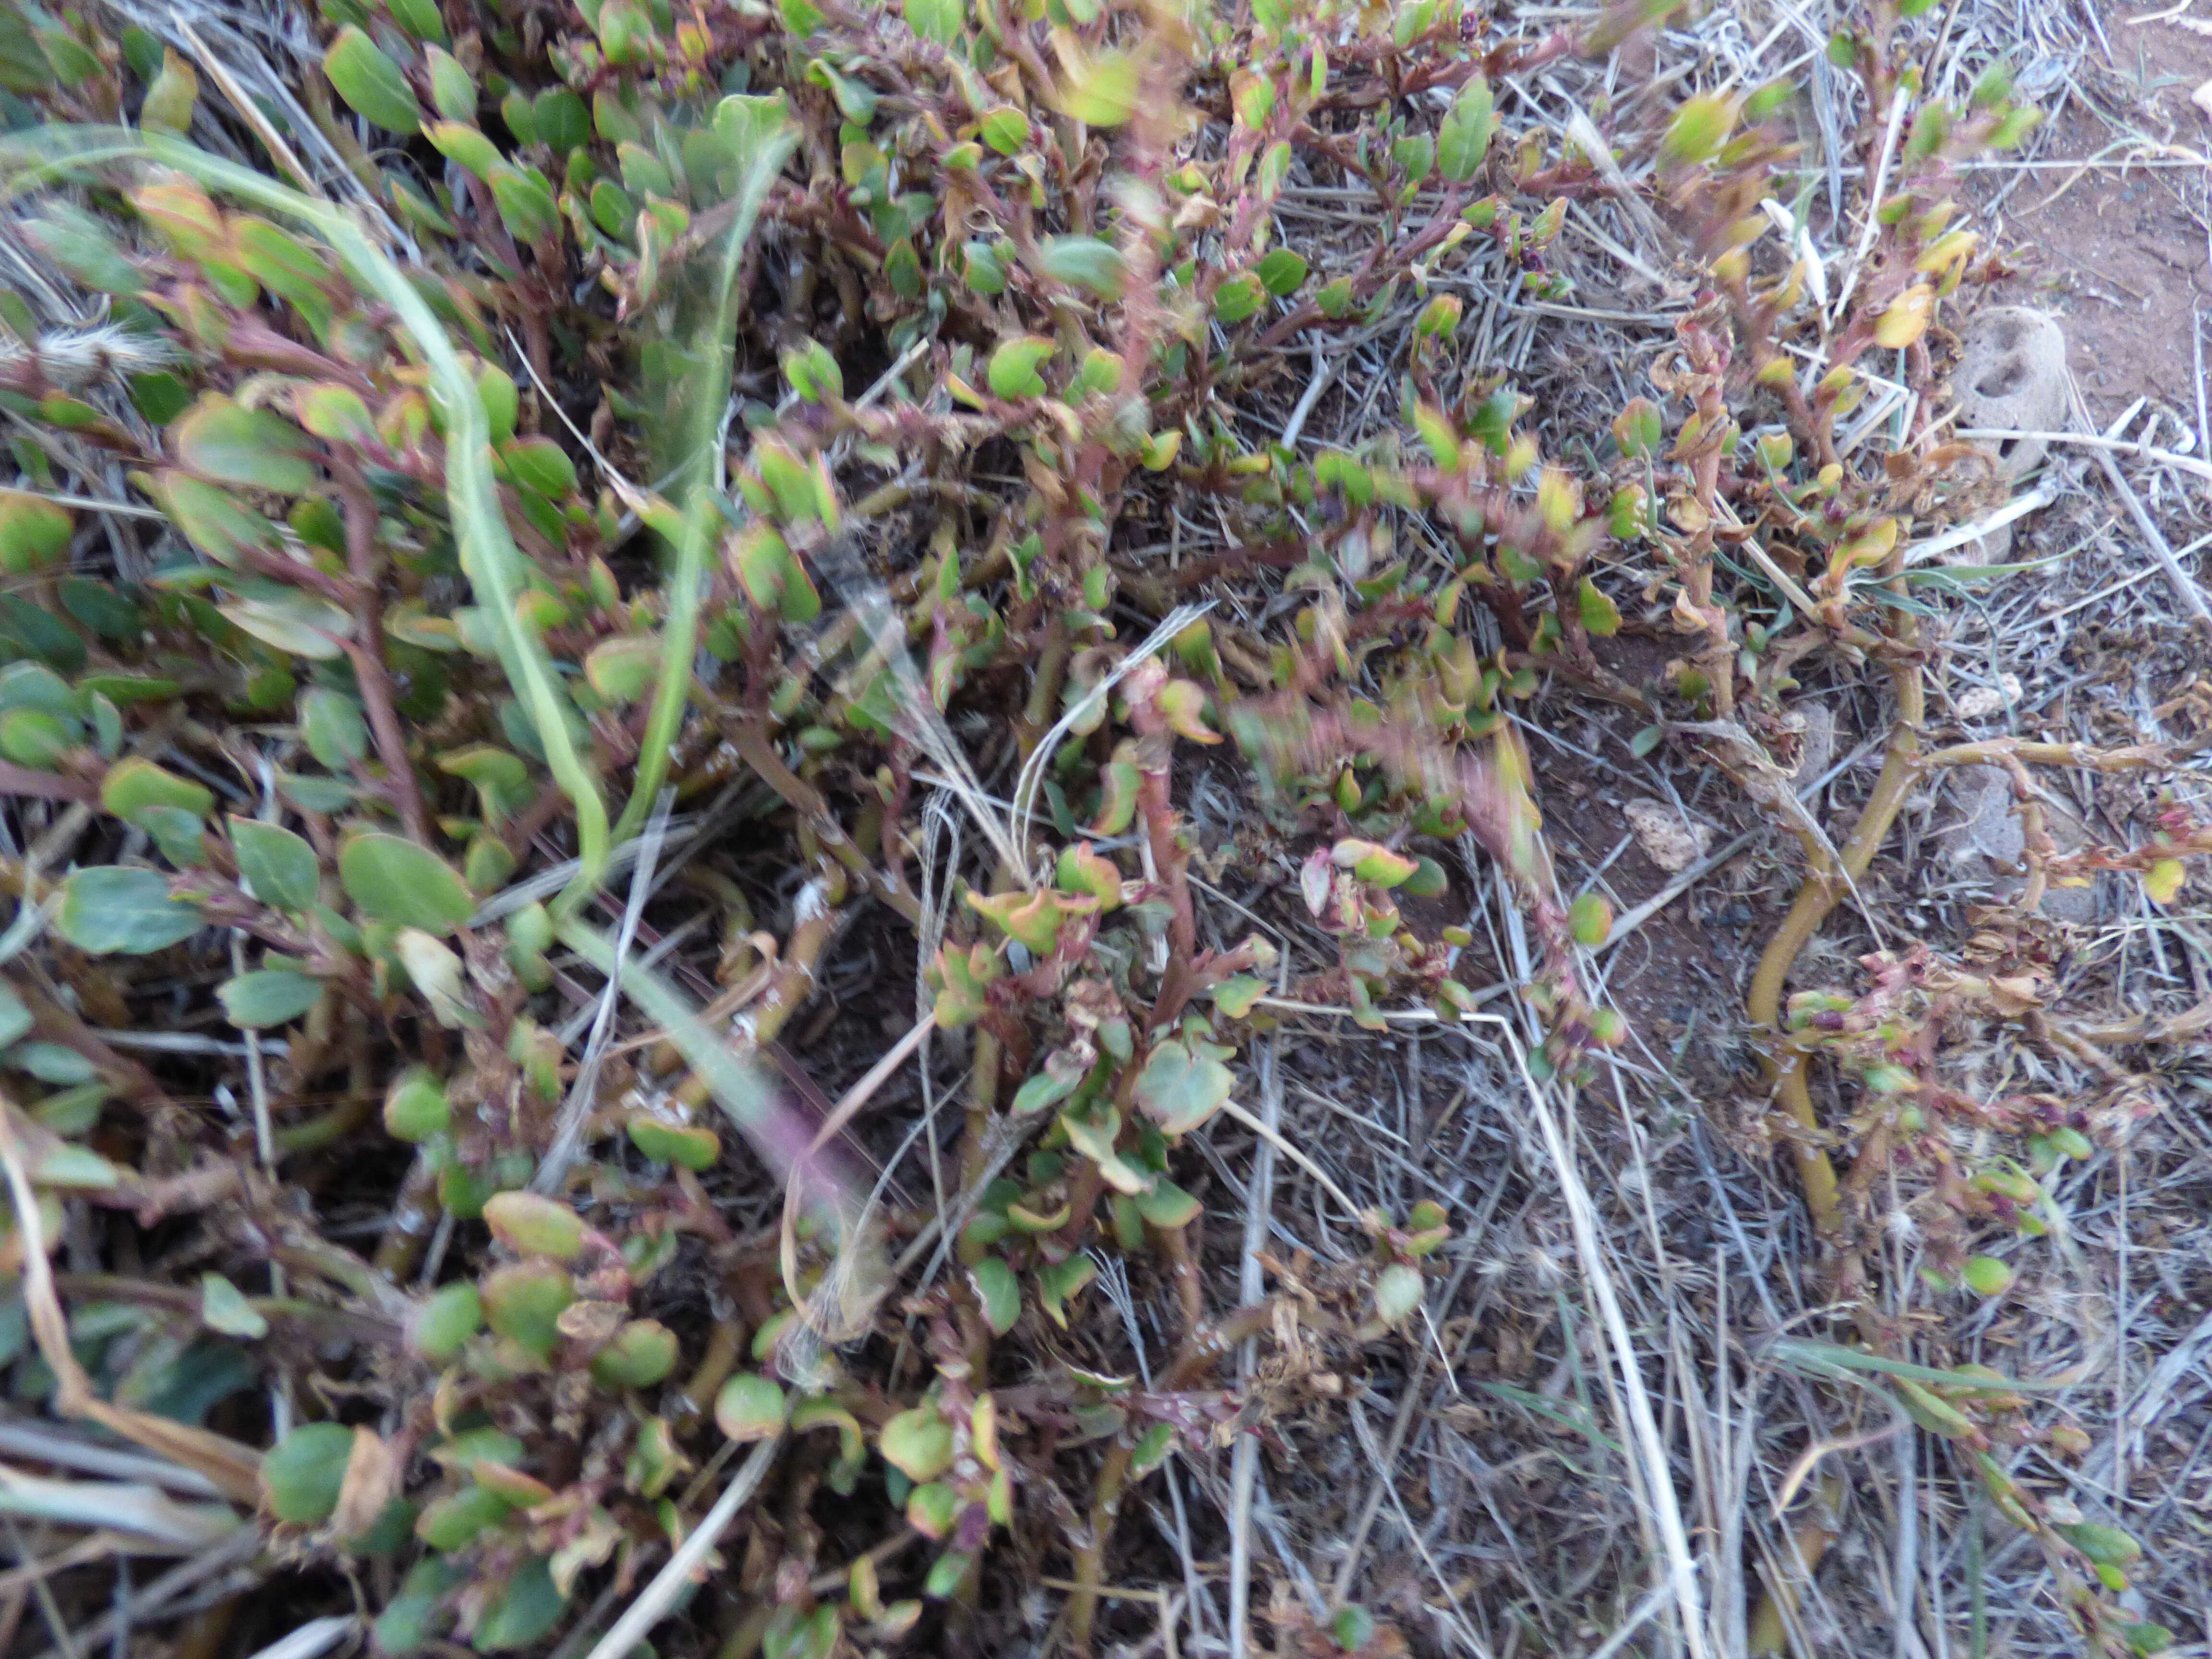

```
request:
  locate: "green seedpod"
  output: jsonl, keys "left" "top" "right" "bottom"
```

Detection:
{"left": 1567, "top": 892, "right": 1612, "bottom": 947}
{"left": 1373, "top": 1262, "right": 1423, "bottom": 1324}
{"left": 627, "top": 1117, "right": 720, "bottom": 1170}
{"left": 482, "top": 1191, "right": 585, "bottom": 1262}
{"left": 589, "top": 1319, "right": 678, "bottom": 1388}
{"left": 383, "top": 1067, "right": 449, "bottom": 1142}
{"left": 1893, "top": 1377, "right": 1979, "bottom": 1441}
{"left": 2048, "top": 1126, "right": 2093, "bottom": 1160}
{"left": 261, "top": 1420, "right": 355, "bottom": 1523}
{"left": 1961, "top": 1255, "right": 2014, "bottom": 1297}
{"left": 410, "top": 1280, "right": 482, "bottom": 1361}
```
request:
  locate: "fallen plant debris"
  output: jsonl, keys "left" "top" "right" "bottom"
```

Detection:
{"left": 0, "top": 0, "right": 2206, "bottom": 1655}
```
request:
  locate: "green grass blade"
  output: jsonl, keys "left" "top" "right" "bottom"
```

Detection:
{"left": 2, "top": 127, "right": 611, "bottom": 892}
{"left": 602, "top": 109, "right": 796, "bottom": 863}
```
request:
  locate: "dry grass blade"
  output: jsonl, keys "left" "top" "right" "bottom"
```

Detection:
{"left": 0, "top": 1107, "right": 262, "bottom": 1506}
{"left": 1496, "top": 1036, "right": 1710, "bottom": 1659}
{"left": 579, "top": 1436, "right": 781, "bottom": 1659}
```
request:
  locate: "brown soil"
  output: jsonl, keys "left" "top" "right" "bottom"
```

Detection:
{"left": 1976, "top": 18, "right": 2212, "bottom": 418}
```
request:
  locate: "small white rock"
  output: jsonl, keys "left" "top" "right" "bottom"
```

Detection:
{"left": 1624, "top": 799, "right": 1715, "bottom": 874}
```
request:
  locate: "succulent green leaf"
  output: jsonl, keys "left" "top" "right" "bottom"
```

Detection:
{"left": 217, "top": 968, "right": 322, "bottom": 1030}
{"left": 715, "top": 1372, "right": 787, "bottom": 1441}
{"left": 0, "top": 710, "right": 70, "bottom": 771}
{"left": 216, "top": 590, "right": 352, "bottom": 660}
{"left": 1058, "top": 47, "right": 1139, "bottom": 125}
{"left": 480, "top": 1261, "right": 573, "bottom": 1358}
{"left": 147, "top": 474, "right": 274, "bottom": 570}
{"left": 101, "top": 757, "right": 213, "bottom": 825}
{"left": 338, "top": 833, "right": 475, "bottom": 935}
{"left": 262, "top": 1421, "right": 354, "bottom": 1523}
{"left": 1036, "top": 1253, "right": 1095, "bottom": 1328}
{"left": 986, "top": 336, "right": 1054, "bottom": 401}
{"left": 501, "top": 436, "right": 577, "bottom": 497}
{"left": 485, "top": 162, "right": 560, "bottom": 244}
{"left": 0, "top": 492, "right": 73, "bottom": 575}
{"left": 1213, "top": 273, "right": 1264, "bottom": 324}
{"left": 482, "top": 1191, "right": 586, "bottom": 1262}
{"left": 1134, "top": 1178, "right": 1201, "bottom": 1229}
{"left": 228, "top": 818, "right": 318, "bottom": 912}
{"left": 322, "top": 26, "right": 423, "bottom": 133}
{"left": 422, "top": 119, "right": 502, "bottom": 179}
{"left": 627, "top": 1118, "right": 721, "bottom": 1169}
{"left": 1255, "top": 247, "right": 1308, "bottom": 296}
{"left": 904, "top": 0, "right": 963, "bottom": 42}
{"left": 1132, "top": 1040, "right": 1233, "bottom": 1135}
{"left": 974, "top": 108, "right": 1028, "bottom": 158}
{"left": 590, "top": 1319, "right": 679, "bottom": 1388}
{"left": 878, "top": 1405, "right": 954, "bottom": 1482}
{"left": 173, "top": 396, "right": 315, "bottom": 494}
{"left": 200, "top": 1272, "right": 268, "bottom": 1338}
{"left": 410, "top": 1280, "right": 481, "bottom": 1361}
{"left": 384, "top": 1068, "right": 450, "bottom": 1142}
{"left": 292, "top": 384, "right": 377, "bottom": 449}
{"left": 970, "top": 1257, "right": 1020, "bottom": 1335}
{"left": 56, "top": 867, "right": 204, "bottom": 955}
{"left": 1576, "top": 577, "right": 1622, "bottom": 637}
{"left": 1130, "top": 1420, "right": 1175, "bottom": 1477}
{"left": 533, "top": 87, "right": 589, "bottom": 153}
{"left": 1041, "top": 235, "right": 1127, "bottom": 300}
{"left": 476, "top": 1557, "right": 567, "bottom": 1652}
{"left": 24, "top": 204, "right": 144, "bottom": 296}
{"left": 584, "top": 634, "right": 661, "bottom": 703}
{"left": 0, "top": 984, "right": 30, "bottom": 1052}
{"left": 298, "top": 687, "right": 368, "bottom": 768}
{"left": 1662, "top": 93, "right": 1737, "bottom": 167}
{"left": 415, "top": 1483, "right": 512, "bottom": 1551}
{"left": 1374, "top": 1262, "right": 1424, "bottom": 1324}
{"left": 1437, "top": 77, "right": 1496, "bottom": 181}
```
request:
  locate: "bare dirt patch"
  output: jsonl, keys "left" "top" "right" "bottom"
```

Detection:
{"left": 1974, "top": 16, "right": 2212, "bottom": 418}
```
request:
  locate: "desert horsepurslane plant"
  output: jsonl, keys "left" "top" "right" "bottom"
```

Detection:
{"left": 0, "top": 0, "right": 2203, "bottom": 1650}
